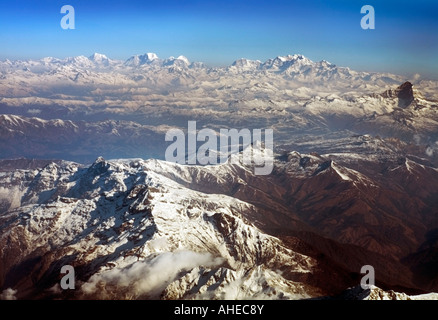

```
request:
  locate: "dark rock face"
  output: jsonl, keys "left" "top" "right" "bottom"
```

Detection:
{"left": 396, "top": 81, "right": 414, "bottom": 108}
{"left": 381, "top": 81, "right": 415, "bottom": 108}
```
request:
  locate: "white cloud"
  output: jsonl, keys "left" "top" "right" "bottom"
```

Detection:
{"left": 0, "top": 288, "right": 17, "bottom": 300}
{"left": 0, "top": 186, "right": 22, "bottom": 210}
{"left": 412, "top": 73, "right": 421, "bottom": 82}
{"left": 27, "top": 108, "right": 41, "bottom": 115}
{"left": 80, "top": 250, "right": 223, "bottom": 299}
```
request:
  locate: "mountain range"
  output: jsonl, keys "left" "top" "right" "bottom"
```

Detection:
{"left": 0, "top": 53, "right": 438, "bottom": 300}
{"left": 0, "top": 53, "right": 437, "bottom": 164}
{"left": 1, "top": 140, "right": 438, "bottom": 299}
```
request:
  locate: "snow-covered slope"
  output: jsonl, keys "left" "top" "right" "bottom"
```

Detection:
{"left": 0, "top": 157, "right": 321, "bottom": 300}
{"left": 1, "top": 52, "right": 438, "bottom": 300}
{"left": 339, "top": 285, "right": 438, "bottom": 300}
{"left": 1, "top": 137, "right": 438, "bottom": 299}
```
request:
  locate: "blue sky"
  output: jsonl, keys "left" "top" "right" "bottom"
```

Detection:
{"left": 0, "top": 0, "right": 437, "bottom": 79}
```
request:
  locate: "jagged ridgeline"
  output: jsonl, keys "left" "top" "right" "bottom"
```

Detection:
{"left": 0, "top": 53, "right": 438, "bottom": 300}
{"left": 1, "top": 143, "right": 438, "bottom": 299}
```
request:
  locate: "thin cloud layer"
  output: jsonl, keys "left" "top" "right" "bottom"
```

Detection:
{"left": 80, "top": 250, "right": 224, "bottom": 299}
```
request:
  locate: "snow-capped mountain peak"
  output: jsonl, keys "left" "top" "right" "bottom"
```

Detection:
{"left": 144, "top": 52, "right": 159, "bottom": 61}
{"left": 230, "top": 58, "right": 262, "bottom": 70}
{"left": 124, "top": 52, "right": 160, "bottom": 66}
{"left": 284, "top": 54, "right": 307, "bottom": 61}
{"left": 64, "top": 55, "right": 93, "bottom": 67}
{"left": 259, "top": 54, "right": 314, "bottom": 72}
{"left": 0, "top": 157, "right": 320, "bottom": 299}
{"left": 176, "top": 55, "right": 190, "bottom": 64}
{"left": 89, "top": 53, "right": 109, "bottom": 62}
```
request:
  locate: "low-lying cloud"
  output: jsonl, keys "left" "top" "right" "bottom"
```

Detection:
{"left": 0, "top": 288, "right": 17, "bottom": 300}
{"left": 80, "top": 250, "right": 224, "bottom": 299}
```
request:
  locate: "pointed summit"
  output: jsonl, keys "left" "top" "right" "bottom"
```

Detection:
{"left": 124, "top": 53, "right": 159, "bottom": 66}
{"left": 176, "top": 55, "right": 190, "bottom": 65}
{"left": 144, "top": 52, "right": 159, "bottom": 61}
{"left": 88, "top": 53, "right": 111, "bottom": 67}
{"left": 396, "top": 81, "right": 414, "bottom": 105}
{"left": 231, "top": 58, "right": 261, "bottom": 70}
{"left": 260, "top": 54, "right": 314, "bottom": 72}
{"left": 89, "top": 53, "right": 108, "bottom": 61}
{"left": 382, "top": 81, "right": 415, "bottom": 108}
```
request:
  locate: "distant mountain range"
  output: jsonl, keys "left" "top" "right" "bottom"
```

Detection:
{"left": 0, "top": 52, "right": 415, "bottom": 84}
{"left": 0, "top": 80, "right": 437, "bottom": 164}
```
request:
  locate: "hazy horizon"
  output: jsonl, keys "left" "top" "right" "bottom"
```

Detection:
{"left": 0, "top": 0, "right": 437, "bottom": 79}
